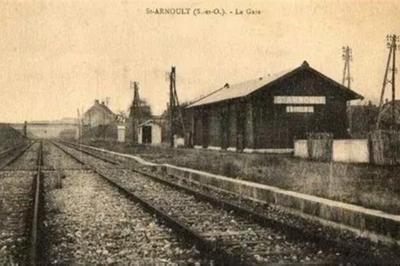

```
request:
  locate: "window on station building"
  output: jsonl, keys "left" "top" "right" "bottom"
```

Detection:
{"left": 274, "top": 96, "right": 326, "bottom": 104}
{"left": 286, "top": 106, "right": 314, "bottom": 113}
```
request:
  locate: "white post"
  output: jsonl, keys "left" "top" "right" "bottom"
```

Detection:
{"left": 117, "top": 125, "right": 126, "bottom": 143}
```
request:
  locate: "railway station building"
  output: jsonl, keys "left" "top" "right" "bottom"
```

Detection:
{"left": 186, "top": 61, "right": 363, "bottom": 152}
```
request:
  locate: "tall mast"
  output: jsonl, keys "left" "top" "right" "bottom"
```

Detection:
{"left": 342, "top": 46, "right": 352, "bottom": 89}
{"left": 376, "top": 34, "right": 398, "bottom": 130}
{"left": 130, "top": 81, "right": 141, "bottom": 143}
{"left": 391, "top": 35, "right": 397, "bottom": 128}
{"left": 342, "top": 46, "right": 353, "bottom": 135}
{"left": 169, "top": 66, "right": 186, "bottom": 147}
{"left": 169, "top": 67, "right": 176, "bottom": 147}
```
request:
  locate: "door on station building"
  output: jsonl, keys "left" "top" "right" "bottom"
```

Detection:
{"left": 142, "top": 126, "right": 152, "bottom": 144}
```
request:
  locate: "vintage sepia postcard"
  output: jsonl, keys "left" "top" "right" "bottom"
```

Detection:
{"left": 1, "top": 0, "right": 400, "bottom": 264}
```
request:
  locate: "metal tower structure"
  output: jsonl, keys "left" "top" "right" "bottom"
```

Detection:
{"left": 169, "top": 66, "right": 186, "bottom": 147}
{"left": 130, "top": 81, "right": 141, "bottom": 143}
{"left": 342, "top": 46, "right": 353, "bottom": 135}
{"left": 376, "top": 34, "right": 399, "bottom": 130}
{"left": 342, "top": 46, "right": 353, "bottom": 89}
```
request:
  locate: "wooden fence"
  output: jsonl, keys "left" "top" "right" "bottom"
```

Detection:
{"left": 369, "top": 130, "right": 400, "bottom": 165}
{"left": 306, "top": 132, "right": 333, "bottom": 162}
{"left": 295, "top": 130, "right": 400, "bottom": 165}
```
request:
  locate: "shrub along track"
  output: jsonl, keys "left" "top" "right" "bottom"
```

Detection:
{"left": 53, "top": 141, "right": 393, "bottom": 265}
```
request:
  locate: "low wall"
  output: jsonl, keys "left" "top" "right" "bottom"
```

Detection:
{"left": 333, "top": 139, "right": 369, "bottom": 163}
{"left": 71, "top": 142, "right": 400, "bottom": 246}
{"left": 294, "top": 140, "right": 308, "bottom": 158}
{"left": 195, "top": 145, "right": 293, "bottom": 154}
{"left": 10, "top": 123, "right": 78, "bottom": 139}
{"left": 294, "top": 139, "right": 370, "bottom": 163}
{"left": 161, "top": 164, "right": 400, "bottom": 245}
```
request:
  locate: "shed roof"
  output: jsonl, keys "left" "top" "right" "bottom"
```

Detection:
{"left": 187, "top": 61, "right": 363, "bottom": 108}
{"left": 84, "top": 100, "right": 115, "bottom": 116}
{"left": 138, "top": 119, "right": 162, "bottom": 128}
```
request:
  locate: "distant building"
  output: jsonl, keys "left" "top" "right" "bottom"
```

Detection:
{"left": 186, "top": 61, "right": 363, "bottom": 152}
{"left": 82, "top": 99, "right": 117, "bottom": 127}
{"left": 137, "top": 119, "right": 162, "bottom": 145}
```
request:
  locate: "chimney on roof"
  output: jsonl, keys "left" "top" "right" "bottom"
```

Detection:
{"left": 101, "top": 101, "right": 105, "bottom": 105}
{"left": 259, "top": 77, "right": 263, "bottom": 80}
{"left": 95, "top": 99, "right": 99, "bottom": 104}
{"left": 301, "top": 61, "right": 310, "bottom": 68}
{"left": 224, "top": 83, "right": 229, "bottom": 88}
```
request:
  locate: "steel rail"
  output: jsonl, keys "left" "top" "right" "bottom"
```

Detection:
{"left": 59, "top": 140, "right": 120, "bottom": 165}
{"left": 0, "top": 142, "right": 28, "bottom": 159}
{"left": 62, "top": 141, "right": 395, "bottom": 264}
{"left": 52, "top": 141, "right": 243, "bottom": 265}
{"left": 0, "top": 147, "right": 15, "bottom": 158}
{"left": 0, "top": 141, "right": 35, "bottom": 170}
{"left": 29, "top": 140, "right": 43, "bottom": 265}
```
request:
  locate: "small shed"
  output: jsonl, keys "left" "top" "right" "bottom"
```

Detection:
{"left": 137, "top": 120, "right": 162, "bottom": 145}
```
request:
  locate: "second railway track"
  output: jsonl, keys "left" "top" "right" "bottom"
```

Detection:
{"left": 54, "top": 140, "right": 380, "bottom": 265}
{"left": 0, "top": 141, "right": 43, "bottom": 265}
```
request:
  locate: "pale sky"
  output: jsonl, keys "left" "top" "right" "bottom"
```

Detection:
{"left": 1, "top": 0, "right": 399, "bottom": 123}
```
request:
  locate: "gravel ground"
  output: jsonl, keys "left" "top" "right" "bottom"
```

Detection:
{"left": 43, "top": 142, "right": 205, "bottom": 265}
{"left": 42, "top": 142, "right": 85, "bottom": 170}
{"left": 3, "top": 142, "right": 39, "bottom": 170}
{"left": 58, "top": 143, "right": 353, "bottom": 264}
{"left": 75, "top": 143, "right": 400, "bottom": 263}
{"left": 167, "top": 173, "right": 400, "bottom": 262}
{"left": 0, "top": 171, "right": 34, "bottom": 264}
{"left": 107, "top": 169, "right": 350, "bottom": 264}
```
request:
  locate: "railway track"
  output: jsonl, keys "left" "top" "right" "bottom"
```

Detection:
{"left": 0, "top": 141, "right": 42, "bottom": 265}
{"left": 0, "top": 141, "right": 34, "bottom": 170}
{"left": 2, "top": 140, "right": 398, "bottom": 264}
{"left": 54, "top": 141, "right": 368, "bottom": 265}
{"left": 52, "top": 141, "right": 230, "bottom": 264}
{"left": 39, "top": 141, "right": 205, "bottom": 264}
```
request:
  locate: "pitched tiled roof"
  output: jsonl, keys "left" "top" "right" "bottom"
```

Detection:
{"left": 188, "top": 69, "right": 292, "bottom": 108}
{"left": 187, "top": 61, "right": 363, "bottom": 108}
{"left": 138, "top": 119, "right": 161, "bottom": 127}
{"left": 85, "top": 102, "right": 115, "bottom": 116}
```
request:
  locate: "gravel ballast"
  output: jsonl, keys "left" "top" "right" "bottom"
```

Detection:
{"left": 67, "top": 142, "right": 400, "bottom": 264}
{"left": 3, "top": 142, "right": 39, "bottom": 171}
{"left": 0, "top": 171, "right": 34, "bottom": 264}
{"left": 43, "top": 169, "right": 203, "bottom": 264}
{"left": 60, "top": 143, "right": 356, "bottom": 264}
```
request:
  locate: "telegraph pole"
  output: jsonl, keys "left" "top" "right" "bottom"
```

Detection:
{"left": 169, "top": 67, "right": 176, "bottom": 147}
{"left": 391, "top": 35, "right": 397, "bottom": 128}
{"left": 342, "top": 46, "right": 353, "bottom": 135}
{"left": 130, "top": 81, "right": 141, "bottom": 143}
{"left": 376, "top": 34, "right": 399, "bottom": 130}
{"left": 169, "top": 66, "right": 186, "bottom": 147}
{"left": 342, "top": 46, "right": 352, "bottom": 89}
